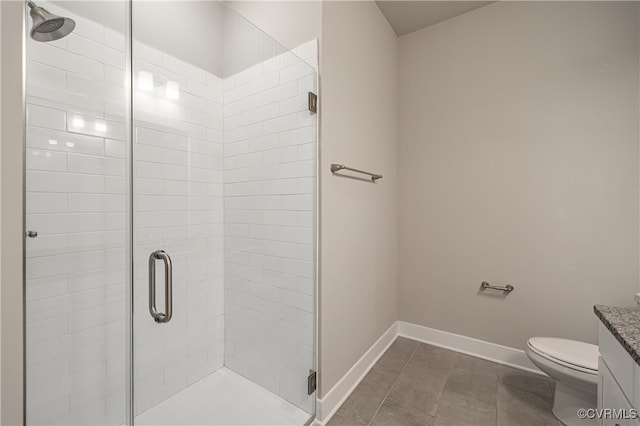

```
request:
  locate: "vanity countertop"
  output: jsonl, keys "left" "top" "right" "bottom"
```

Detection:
{"left": 594, "top": 304, "right": 640, "bottom": 366}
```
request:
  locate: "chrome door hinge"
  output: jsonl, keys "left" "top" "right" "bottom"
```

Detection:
{"left": 307, "top": 370, "right": 317, "bottom": 395}
{"left": 308, "top": 92, "right": 317, "bottom": 114}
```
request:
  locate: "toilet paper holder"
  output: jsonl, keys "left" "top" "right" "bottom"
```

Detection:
{"left": 480, "top": 281, "right": 514, "bottom": 293}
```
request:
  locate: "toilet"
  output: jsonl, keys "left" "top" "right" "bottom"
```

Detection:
{"left": 525, "top": 337, "right": 599, "bottom": 426}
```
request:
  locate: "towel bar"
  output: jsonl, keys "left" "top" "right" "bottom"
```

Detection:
{"left": 330, "top": 164, "right": 382, "bottom": 181}
{"left": 480, "top": 281, "right": 514, "bottom": 293}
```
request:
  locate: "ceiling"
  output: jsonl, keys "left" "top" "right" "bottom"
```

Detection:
{"left": 376, "top": 1, "right": 494, "bottom": 36}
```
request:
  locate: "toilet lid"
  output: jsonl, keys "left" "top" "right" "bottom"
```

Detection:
{"left": 528, "top": 337, "right": 598, "bottom": 371}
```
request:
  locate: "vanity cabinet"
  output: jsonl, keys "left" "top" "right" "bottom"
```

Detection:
{"left": 598, "top": 323, "right": 640, "bottom": 426}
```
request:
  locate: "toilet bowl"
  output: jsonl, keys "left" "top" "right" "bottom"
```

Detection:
{"left": 525, "top": 337, "right": 598, "bottom": 426}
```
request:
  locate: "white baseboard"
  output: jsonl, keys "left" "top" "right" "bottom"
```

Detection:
{"left": 315, "top": 321, "right": 545, "bottom": 425}
{"left": 315, "top": 322, "right": 398, "bottom": 425}
{"left": 397, "top": 321, "right": 543, "bottom": 375}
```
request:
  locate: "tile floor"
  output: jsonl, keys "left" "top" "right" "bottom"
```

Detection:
{"left": 328, "top": 337, "right": 561, "bottom": 426}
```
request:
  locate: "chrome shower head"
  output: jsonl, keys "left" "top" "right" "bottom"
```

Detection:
{"left": 27, "top": 1, "right": 75, "bottom": 42}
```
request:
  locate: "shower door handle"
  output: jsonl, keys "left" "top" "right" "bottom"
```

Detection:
{"left": 148, "top": 250, "right": 173, "bottom": 324}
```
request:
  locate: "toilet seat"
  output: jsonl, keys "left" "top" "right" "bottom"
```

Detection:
{"left": 527, "top": 337, "right": 598, "bottom": 375}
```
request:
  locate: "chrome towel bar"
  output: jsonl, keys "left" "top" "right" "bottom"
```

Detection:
{"left": 331, "top": 164, "right": 382, "bottom": 181}
{"left": 480, "top": 281, "right": 514, "bottom": 293}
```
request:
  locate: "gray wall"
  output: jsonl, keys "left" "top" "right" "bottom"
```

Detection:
{"left": 222, "top": 6, "right": 288, "bottom": 77}
{"left": 55, "top": 1, "right": 321, "bottom": 77}
{"left": 55, "top": 1, "right": 225, "bottom": 76}
{"left": 1, "top": 1, "right": 25, "bottom": 424}
{"left": 224, "top": 1, "right": 321, "bottom": 51}
{"left": 133, "top": 1, "right": 224, "bottom": 76}
{"left": 223, "top": 1, "right": 321, "bottom": 76}
{"left": 320, "top": 1, "right": 398, "bottom": 397}
{"left": 397, "top": 1, "right": 640, "bottom": 349}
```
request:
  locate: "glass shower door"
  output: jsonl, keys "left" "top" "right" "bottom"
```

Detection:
{"left": 131, "top": 2, "right": 317, "bottom": 424}
{"left": 24, "top": 1, "right": 130, "bottom": 424}
{"left": 130, "top": 1, "right": 225, "bottom": 420}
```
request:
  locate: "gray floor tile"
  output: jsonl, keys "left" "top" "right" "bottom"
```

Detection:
{"left": 433, "top": 389, "right": 497, "bottom": 426}
{"left": 330, "top": 337, "right": 560, "bottom": 426}
{"left": 327, "top": 413, "right": 361, "bottom": 426}
{"left": 410, "top": 344, "right": 456, "bottom": 371}
{"left": 387, "top": 367, "right": 449, "bottom": 416}
{"left": 371, "top": 337, "right": 419, "bottom": 380}
{"left": 370, "top": 399, "right": 434, "bottom": 426}
{"left": 453, "top": 353, "right": 501, "bottom": 376}
{"left": 444, "top": 366, "right": 498, "bottom": 405}
{"left": 335, "top": 370, "right": 396, "bottom": 425}
{"left": 499, "top": 366, "right": 554, "bottom": 401}
{"left": 496, "top": 383, "right": 561, "bottom": 426}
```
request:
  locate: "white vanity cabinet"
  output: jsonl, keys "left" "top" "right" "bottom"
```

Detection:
{"left": 598, "top": 323, "right": 640, "bottom": 426}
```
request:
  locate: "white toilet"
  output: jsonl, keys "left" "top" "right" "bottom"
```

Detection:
{"left": 525, "top": 337, "right": 599, "bottom": 426}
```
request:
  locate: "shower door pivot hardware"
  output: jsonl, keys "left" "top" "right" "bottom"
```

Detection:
{"left": 148, "top": 250, "right": 174, "bottom": 323}
{"left": 308, "top": 92, "right": 318, "bottom": 114}
{"left": 307, "top": 370, "right": 317, "bottom": 395}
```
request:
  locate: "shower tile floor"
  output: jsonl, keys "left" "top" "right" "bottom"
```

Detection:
{"left": 328, "top": 337, "right": 561, "bottom": 426}
{"left": 135, "top": 368, "right": 311, "bottom": 425}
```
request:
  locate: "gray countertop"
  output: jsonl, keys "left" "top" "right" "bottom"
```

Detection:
{"left": 594, "top": 304, "right": 640, "bottom": 366}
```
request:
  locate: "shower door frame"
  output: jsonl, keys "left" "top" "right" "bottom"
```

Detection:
{"left": 125, "top": 0, "right": 134, "bottom": 424}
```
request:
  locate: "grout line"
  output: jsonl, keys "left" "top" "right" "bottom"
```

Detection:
{"left": 366, "top": 340, "right": 421, "bottom": 426}
{"left": 430, "top": 351, "right": 458, "bottom": 422}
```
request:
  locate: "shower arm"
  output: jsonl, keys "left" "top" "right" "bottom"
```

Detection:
{"left": 27, "top": 1, "right": 39, "bottom": 12}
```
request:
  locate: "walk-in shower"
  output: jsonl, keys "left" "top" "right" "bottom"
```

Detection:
{"left": 24, "top": 1, "right": 318, "bottom": 424}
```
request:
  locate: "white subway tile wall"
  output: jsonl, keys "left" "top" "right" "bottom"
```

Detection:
{"left": 223, "top": 41, "right": 317, "bottom": 415}
{"left": 25, "top": 0, "right": 317, "bottom": 423}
